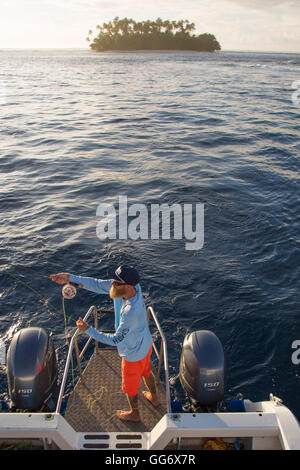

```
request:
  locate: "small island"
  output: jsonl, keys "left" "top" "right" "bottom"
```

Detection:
{"left": 86, "top": 17, "right": 221, "bottom": 52}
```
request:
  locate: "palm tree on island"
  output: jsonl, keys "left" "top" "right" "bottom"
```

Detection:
{"left": 86, "top": 17, "right": 221, "bottom": 52}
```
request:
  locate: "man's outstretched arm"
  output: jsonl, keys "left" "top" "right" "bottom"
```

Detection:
{"left": 50, "top": 272, "right": 111, "bottom": 295}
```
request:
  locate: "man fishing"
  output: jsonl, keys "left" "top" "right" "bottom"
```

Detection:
{"left": 50, "top": 265, "right": 158, "bottom": 422}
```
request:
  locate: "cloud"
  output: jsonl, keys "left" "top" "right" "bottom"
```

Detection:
{"left": 0, "top": 0, "right": 299, "bottom": 51}
{"left": 227, "top": 0, "right": 300, "bottom": 11}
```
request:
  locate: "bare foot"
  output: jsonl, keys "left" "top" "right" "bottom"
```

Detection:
{"left": 142, "top": 390, "right": 159, "bottom": 407}
{"left": 116, "top": 410, "right": 141, "bottom": 422}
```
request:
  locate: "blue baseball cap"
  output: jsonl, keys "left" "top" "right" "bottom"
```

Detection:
{"left": 113, "top": 265, "right": 140, "bottom": 286}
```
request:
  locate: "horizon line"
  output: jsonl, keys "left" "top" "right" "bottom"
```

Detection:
{"left": 0, "top": 47, "right": 299, "bottom": 54}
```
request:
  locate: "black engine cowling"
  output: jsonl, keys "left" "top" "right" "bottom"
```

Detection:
{"left": 6, "top": 327, "right": 57, "bottom": 411}
{"left": 179, "top": 330, "right": 225, "bottom": 410}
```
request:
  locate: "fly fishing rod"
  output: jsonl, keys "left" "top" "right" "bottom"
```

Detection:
{"left": 7, "top": 264, "right": 82, "bottom": 299}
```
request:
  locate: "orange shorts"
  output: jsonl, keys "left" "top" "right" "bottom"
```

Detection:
{"left": 121, "top": 345, "right": 153, "bottom": 396}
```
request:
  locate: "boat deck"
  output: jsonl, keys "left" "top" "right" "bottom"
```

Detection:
{"left": 64, "top": 347, "right": 167, "bottom": 433}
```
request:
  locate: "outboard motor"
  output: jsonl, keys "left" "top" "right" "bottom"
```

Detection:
{"left": 6, "top": 327, "right": 58, "bottom": 411}
{"left": 179, "top": 330, "right": 225, "bottom": 412}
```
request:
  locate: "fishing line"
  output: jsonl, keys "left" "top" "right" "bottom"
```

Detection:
{"left": 5, "top": 271, "right": 74, "bottom": 323}
{"left": 5, "top": 270, "right": 78, "bottom": 387}
{"left": 79, "top": 384, "right": 126, "bottom": 426}
{"left": 62, "top": 296, "right": 75, "bottom": 387}
{"left": 8, "top": 265, "right": 52, "bottom": 279}
{"left": 5, "top": 268, "right": 110, "bottom": 399}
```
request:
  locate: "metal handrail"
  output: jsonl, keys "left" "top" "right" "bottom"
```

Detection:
{"left": 147, "top": 306, "right": 171, "bottom": 413}
{"left": 56, "top": 304, "right": 171, "bottom": 414}
{"left": 55, "top": 305, "right": 97, "bottom": 414}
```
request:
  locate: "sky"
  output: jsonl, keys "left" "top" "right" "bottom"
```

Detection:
{"left": 0, "top": 0, "right": 299, "bottom": 52}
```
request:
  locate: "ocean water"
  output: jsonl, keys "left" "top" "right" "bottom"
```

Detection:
{"left": 0, "top": 49, "right": 300, "bottom": 417}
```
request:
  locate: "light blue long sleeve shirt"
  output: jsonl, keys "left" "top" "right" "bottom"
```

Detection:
{"left": 70, "top": 274, "right": 153, "bottom": 362}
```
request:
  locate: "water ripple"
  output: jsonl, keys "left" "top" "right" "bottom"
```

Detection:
{"left": 0, "top": 49, "right": 300, "bottom": 418}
